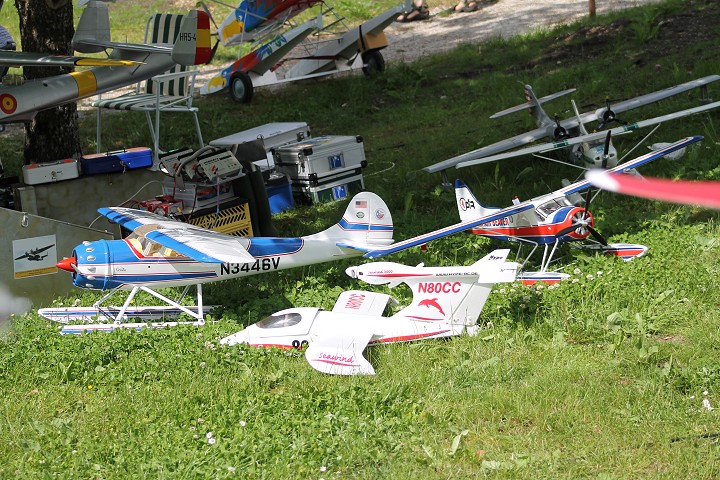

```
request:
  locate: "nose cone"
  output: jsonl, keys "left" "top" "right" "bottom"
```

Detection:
{"left": 345, "top": 266, "right": 358, "bottom": 279}
{"left": 56, "top": 256, "right": 76, "bottom": 272}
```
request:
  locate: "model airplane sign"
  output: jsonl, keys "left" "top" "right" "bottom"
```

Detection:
{"left": 365, "top": 136, "right": 703, "bottom": 282}
{"left": 0, "top": 0, "right": 211, "bottom": 124}
{"left": 221, "top": 249, "right": 518, "bottom": 375}
{"left": 42, "top": 192, "right": 393, "bottom": 329}
{"left": 424, "top": 76, "right": 719, "bottom": 180}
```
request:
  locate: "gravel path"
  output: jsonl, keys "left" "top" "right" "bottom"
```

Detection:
{"left": 383, "top": 0, "right": 662, "bottom": 64}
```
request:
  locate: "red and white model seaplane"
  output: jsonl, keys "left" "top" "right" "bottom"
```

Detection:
{"left": 221, "top": 249, "right": 518, "bottom": 375}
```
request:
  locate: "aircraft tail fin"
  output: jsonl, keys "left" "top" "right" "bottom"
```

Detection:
{"left": 308, "top": 192, "right": 393, "bottom": 249}
{"left": 171, "top": 10, "right": 213, "bottom": 65}
{"left": 73, "top": 0, "right": 111, "bottom": 53}
{"left": 455, "top": 179, "right": 495, "bottom": 222}
{"left": 396, "top": 249, "right": 517, "bottom": 326}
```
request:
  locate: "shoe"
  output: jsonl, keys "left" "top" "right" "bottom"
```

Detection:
{"left": 462, "top": 1, "right": 478, "bottom": 12}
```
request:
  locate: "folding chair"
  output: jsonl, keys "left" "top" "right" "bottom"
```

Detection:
{"left": 93, "top": 13, "right": 204, "bottom": 162}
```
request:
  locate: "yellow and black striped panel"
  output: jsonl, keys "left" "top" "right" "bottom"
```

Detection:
{"left": 187, "top": 202, "right": 253, "bottom": 237}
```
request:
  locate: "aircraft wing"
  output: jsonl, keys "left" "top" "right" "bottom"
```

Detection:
{"left": 558, "top": 136, "right": 704, "bottom": 197}
{"left": 364, "top": 203, "right": 535, "bottom": 258}
{"left": 423, "top": 127, "right": 550, "bottom": 173}
{"left": 305, "top": 322, "right": 376, "bottom": 375}
{"left": 582, "top": 75, "right": 720, "bottom": 125}
{"left": 332, "top": 290, "right": 392, "bottom": 316}
{"left": 0, "top": 51, "right": 143, "bottom": 67}
{"left": 98, "top": 207, "right": 256, "bottom": 264}
{"left": 457, "top": 101, "right": 720, "bottom": 168}
{"left": 587, "top": 170, "right": 720, "bottom": 210}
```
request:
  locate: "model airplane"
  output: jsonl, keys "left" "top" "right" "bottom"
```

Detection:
{"left": 199, "top": 0, "right": 402, "bottom": 102}
{"left": 42, "top": 192, "right": 394, "bottom": 330}
{"left": 587, "top": 170, "right": 720, "bottom": 210}
{"left": 0, "top": 0, "right": 211, "bottom": 124}
{"left": 220, "top": 249, "right": 518, "bottom": 375}
{"left": 15, "top": 244, "right": 54, "bottom": 262}
{"left": 365, "top": 136, "right": 703, "bottom": 283}
{"left": 424, "top": 76, "right": 720, "bottom": 184}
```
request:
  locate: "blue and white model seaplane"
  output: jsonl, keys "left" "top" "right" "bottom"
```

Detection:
{"left": 42, "top": 192, "right": 393, "bottom": 333}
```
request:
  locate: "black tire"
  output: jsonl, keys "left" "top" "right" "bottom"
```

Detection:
{"left": 229, "top": 71, "right": 254, "bottom": 103}
{"left": 362, "top": 50, "right": 385, "bottom": 76}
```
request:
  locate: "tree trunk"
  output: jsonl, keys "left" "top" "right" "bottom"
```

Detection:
{"left": 14, "top": 0, "right": 81, "bottom": 164}
{"left": 589, "top": 0, "right": 596, "bottom": 18}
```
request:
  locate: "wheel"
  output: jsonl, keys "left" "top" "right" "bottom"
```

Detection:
{"left": 362, "top": 50, "right": 385, "bottom": 76}
{"left": 229, "top": 71, "right": 254, "bottom": 103}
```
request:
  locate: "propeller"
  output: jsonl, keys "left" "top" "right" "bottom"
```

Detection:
{"left": 601, "top": 130, "right": 612, "bottom": 169}
{"left": 557, "top": 187, "right": 609, "bottom": 246}
{"left": 597, "top": 98, "right": 627, "bottom": 130}
{"left": 553, "top": 115, "right": 570, "bottom": 140}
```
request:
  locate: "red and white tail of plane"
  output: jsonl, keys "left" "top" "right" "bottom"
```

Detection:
{"left": 306, "top": 191, "right": 394, "bottom": 250}
{"left": 395, "top": 249, "right": 516, "bottom": 326}
{"left": 73, "top": 1, "right": 212, "bottom": 66}
{"left": 454, "top": 179, "right": 500, "bottom": 222}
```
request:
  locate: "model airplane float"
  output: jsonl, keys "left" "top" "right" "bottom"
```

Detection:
{"left": 424, "top": 76, "right": 720, "bottom": 185}
{"left": 41, "top": 192, "right": 393, "bottom": 333}
{"left": 364, "top": 137, "right": 703, "bottom": 285}
{"left": 0, "top": 0, "right": 211, "bottom": 124}
{"left": 587, "top": 170, "right": 720, "bottom": 210}
{"left": 199, "top": 0, "right": 402, "bottom": 102}
{"left": 220, "top": 249, "right": 518, "bottom": 375}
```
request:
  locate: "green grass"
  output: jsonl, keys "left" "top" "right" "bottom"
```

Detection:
{"left": 3, "top": 0, "right": 720, "bottom": 477}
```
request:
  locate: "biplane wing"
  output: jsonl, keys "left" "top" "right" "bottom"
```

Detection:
{"left": 99, "top": 207, "right": 256, "bottom": 264}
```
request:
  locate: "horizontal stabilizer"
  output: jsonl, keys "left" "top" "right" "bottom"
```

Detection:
{"left": 490, "top": 87, "right": 576, "bottom": 119}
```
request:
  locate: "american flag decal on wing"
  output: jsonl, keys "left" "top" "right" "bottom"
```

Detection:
{"left": 356, "top": 200, "right": 367, "bottom": 208}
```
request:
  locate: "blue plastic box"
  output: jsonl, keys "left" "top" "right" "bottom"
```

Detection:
{"left": 266, "top": 173, "right": 294, "bottom": 214}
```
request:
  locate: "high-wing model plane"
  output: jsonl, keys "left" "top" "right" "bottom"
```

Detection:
{"left": 199, "top": 0, "right": 402, "bottom": 102}
{"left": 0, "top": 0, "right": 211, "bottom": 124}
{"left": 366, "top": 136, "right": 703, "bottom": 283}
{"left": 587, "top": 170, "right": 720, "bottom": 210}
{"left": 42, "top": 192, "right": 393, "bottom": 331}
{"left": 220, "top": 249, "right": 518, "bottom": 375}
{"left": 424, "top": 76, "right": 720, "bottom": 184}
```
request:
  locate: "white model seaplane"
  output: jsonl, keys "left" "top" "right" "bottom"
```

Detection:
{"left": 0, "top": 1, "right": 211, "bottom": 124}
{"left": 220, "top": 249, "right": 518, "bottom": 375}
{"left": 198, "top": 0, "right": 402, "bottom": 102}
{"left": 365, "top": 136, "right": 703, "bottom": 284}
{"left": 42, "top": 192, "right": 393, "bottom": 333}
{"left": 424, "top": 76, "right": 720, "bottom": 184}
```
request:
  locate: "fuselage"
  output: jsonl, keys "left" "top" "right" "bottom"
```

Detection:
{"left": 65, "top": 235, "right": 362, "bottom": 291}
{"left": 468, "top": 197, "right": 593, "bottom": 246}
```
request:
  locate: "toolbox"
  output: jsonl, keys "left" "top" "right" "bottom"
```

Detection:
{"left": 293, "top": 171, "right": 365, "bottom": 204}
{"left": 22, "top": 158, "right": 80, "bottom": 185}
{"left": 80, "top": 147, "right": 153, "bottom": 175}
{"left": 273, "top": 135, "right": 366, "bottom": 183}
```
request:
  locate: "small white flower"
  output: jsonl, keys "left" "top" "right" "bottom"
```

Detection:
{"left": 197, "top": 418, "right": 204, "bottom": 424}
{"left": 320, "top": 466, "right": 327, "bottom": 472}
{"left": 535, "top": 284, "right": 544, "bottom": 290}
{"left": 208, "top": 437, "right": 217, "bottom": 445}
{"left": 597, "top": 271, "right": 603, "bottom": 277}
{"left": 206, "top": 432, "right": 213, "bottom": 439}
{"left": 704, "top": 390, "right": 709, "bottom": 396}
{"left": 199, "top": 361, "right": 206, "bottom": 369}
{"left": 499, "top": 288, "right": 506, "bottom": 294}
{"left": 239, "top": 420, "right": 247, "bottom": 427}
{"left": 690, "top": 395, "right": 696, "bottom": 400}
{"left": 586, "top": 274, "right": 595, "bottom": 281}
{"left": 572, "top": 278, "right": 579, "bottom": 284}
{"left": 573, "top": 268, "right": 581, "bottom": 275}
{"left": 703, "top": 398, "right": 714, "bottom": 411}
{"left": 193, "top": 434, "right": 199, "bottom": 439}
